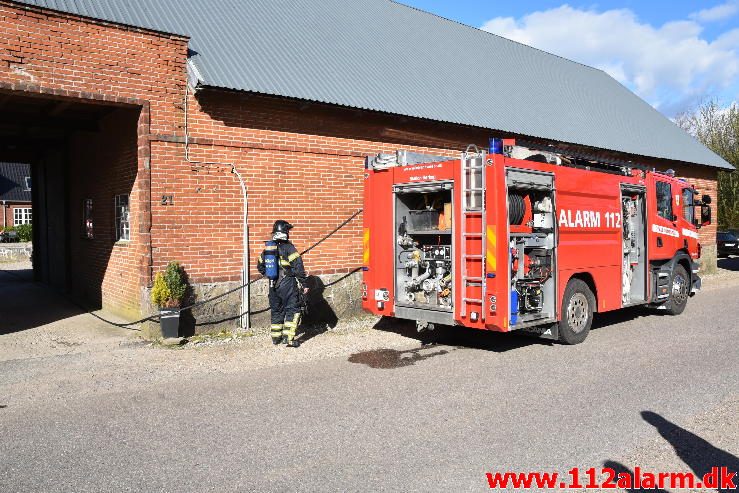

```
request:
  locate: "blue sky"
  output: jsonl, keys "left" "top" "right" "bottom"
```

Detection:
{"left": 402, "top": 1, "right": 739, "bottom": 116}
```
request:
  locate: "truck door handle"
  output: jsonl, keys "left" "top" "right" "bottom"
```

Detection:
{"left": 657, "top": 237, "right": 663, "bottom": 247}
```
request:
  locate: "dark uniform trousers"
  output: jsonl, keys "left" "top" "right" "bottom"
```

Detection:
{"left": 269, "top": 277, "right": 302, "bottom": 343}
{"left": 257, "top": 241, "right": 307, "bottom": 344}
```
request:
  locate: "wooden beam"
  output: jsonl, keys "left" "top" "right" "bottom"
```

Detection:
{"left": 47, "top": 101, "right": 72, "bottom": 117}
{"left": 1, "top": 111, "right": 99, "bottom": 132}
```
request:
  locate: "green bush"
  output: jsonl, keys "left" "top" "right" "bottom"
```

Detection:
{"left": 164, "top": 261, "right": 187, "bottom": 304}
{"left": 15, "top": 224, "right": 32, "bottom": 242}
{"left": 151, "top": 261, "right": 188, "bottom": 308}
{"left": 151, "top": 272, "right": 172, "bottom": 308}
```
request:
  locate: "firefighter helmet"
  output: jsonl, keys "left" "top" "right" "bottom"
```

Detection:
{"left": 272, "top": 220, "right": 293, "bottom": 241}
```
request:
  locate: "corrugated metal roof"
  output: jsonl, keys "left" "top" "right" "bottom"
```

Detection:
{"left": 0, "top": 163, "right": 32, "bottom": 202}
{"left": 15, "top": 0, "right": 733, "bottom": 169}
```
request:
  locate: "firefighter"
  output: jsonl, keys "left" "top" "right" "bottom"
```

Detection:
{"left": 257, "top": 220, "right": 309, "bottom": 347}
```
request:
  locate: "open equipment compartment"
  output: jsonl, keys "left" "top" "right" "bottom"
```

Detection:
{"left": 620, "top": 184, "right": 647, "bottom": 305}
{"left": 506, "top": 169, "right": 557, "bottom": 327}
{"left": 393, "top": 182, "right": 454, "bottom": 318}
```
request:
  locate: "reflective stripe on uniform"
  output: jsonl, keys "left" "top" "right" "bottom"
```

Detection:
{"left": 283, "top": 313, "right": 301, "bottom": 339}
{"left": 279, "top": 260, "right": 291, "bottom": 267}
{"left": 270, "top": 324, "right": 284, "bottom": 332}
{"left": 287, "top": 252, "right": 300, "bottom": 262}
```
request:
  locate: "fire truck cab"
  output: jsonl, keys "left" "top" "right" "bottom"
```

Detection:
{"left": 362, "top": 142, "right": 712, "bottom": 344}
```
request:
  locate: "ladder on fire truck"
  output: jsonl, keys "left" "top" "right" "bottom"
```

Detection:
{"left": 460, "top": 146, "right": 487, "bottom": 321}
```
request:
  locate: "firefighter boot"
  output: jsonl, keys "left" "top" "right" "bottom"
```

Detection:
{"left": 283, "top": 312, "right": 301, "bottom": 348}
{"left": 270, "top": 324, "right": 284, "bottom": 345}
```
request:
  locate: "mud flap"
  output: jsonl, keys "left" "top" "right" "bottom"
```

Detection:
{"left": 689, "top": 257, "right": 701, "bottom": 296}
{"left": 690, "top": 273, "right": 701, "bottom": 296}
{"left": 520, "top": 323, "right": 559, "bottom": 341}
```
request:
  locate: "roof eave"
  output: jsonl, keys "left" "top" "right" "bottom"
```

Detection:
{"left": 193, "top": 85, "right": 734, "bottom": 171}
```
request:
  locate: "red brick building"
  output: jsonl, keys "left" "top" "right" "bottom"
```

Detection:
{"left": 0, "top": 162, "right": 32, "bottom": 231}
{"left": 0, "top": 0, "right": 731, "bottom": 332}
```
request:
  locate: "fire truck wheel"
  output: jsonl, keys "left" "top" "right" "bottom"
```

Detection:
{"left": 666, "top": 264, "right": 689, "bottom": 315}
{"left": 558, "top": 279, "right": 595, "bottom": 345}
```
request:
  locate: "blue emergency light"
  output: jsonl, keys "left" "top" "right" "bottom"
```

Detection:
{"left": 489, "top": 137, "right": 503, "bottom": 155}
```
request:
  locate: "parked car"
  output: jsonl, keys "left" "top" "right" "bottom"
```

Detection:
{"left": 0, "top": 230, "right": 19, "bottom": 243}
{"left": 717, "top": 231, "right": 739, "bottom": 257}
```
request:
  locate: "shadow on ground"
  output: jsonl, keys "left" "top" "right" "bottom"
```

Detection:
{"left": 604, "top": 411, "right": 739, "bottom": 492}
{"left": 717, "top": 255, "right": 739, "bottom": 272}
{"left": 369, "top": 316, "right": 547, "bottom": 353}
{"left": 0, "top": 267, "right": 84, "bottom": 335}
{"left": 299, "top": 275, "right": 340, "bottom": 344}
{"left": 367, "top": 302, "right": 657, "bottom": 354}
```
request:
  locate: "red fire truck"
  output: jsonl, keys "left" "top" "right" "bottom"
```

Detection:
{"left": 361, "top": 142, "right": 712, "bottom": 344}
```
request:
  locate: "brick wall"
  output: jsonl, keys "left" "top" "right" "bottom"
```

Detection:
{"left": 0, "top": 1, "right": 188, "bottom": 316}
{"left": 67, "top": 108, "right": 142, "bottom": 317}
{"left": 0, "top": 1, "right": 188, "bottom": 134}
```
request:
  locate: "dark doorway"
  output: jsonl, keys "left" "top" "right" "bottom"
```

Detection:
{"left": 0, "top": 90, "right": 140, "bottom": 314}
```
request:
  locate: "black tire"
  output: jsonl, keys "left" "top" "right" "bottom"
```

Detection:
{"left": 666, "top": 264, "right": 689, "bottom": 315}
{"left": 558, "top": 279, "right": 595, "bottom": 345}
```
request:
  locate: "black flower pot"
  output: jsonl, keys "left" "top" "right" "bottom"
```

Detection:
{"left": 159, "top": 308, "right": 181, "bottom": 339}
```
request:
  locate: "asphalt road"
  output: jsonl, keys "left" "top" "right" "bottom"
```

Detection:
{"left": 2, "top": 284, "right": 738, "bottom": 492}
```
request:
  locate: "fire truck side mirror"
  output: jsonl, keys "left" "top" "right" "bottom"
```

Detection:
{"left": 700, "top": 204, "right": 712, "bottom": 227}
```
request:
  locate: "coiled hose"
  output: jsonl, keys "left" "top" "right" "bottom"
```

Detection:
{"left": 508, "top": 193, "right": 526, "bottom": 225}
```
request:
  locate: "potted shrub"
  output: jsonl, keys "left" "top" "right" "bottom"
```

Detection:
{"left": 151, "top": 261, "right": 188, "bottom": 338}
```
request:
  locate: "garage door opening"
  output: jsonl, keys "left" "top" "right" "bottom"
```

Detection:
{"left": 0, "top": 90, "right": 142, "bottom": 319}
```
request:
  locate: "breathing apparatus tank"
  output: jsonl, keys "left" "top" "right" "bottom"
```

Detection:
{"left": 263, "top": 240, "right": 279, "bottom": 283}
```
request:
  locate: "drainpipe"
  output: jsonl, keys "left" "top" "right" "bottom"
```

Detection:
{"left": 231, "top": 167, "right": 250, "bottom": 330}
{"left": 183, "top": 69, "right": 250, "bottom": 331}
{"left": 2, "top": 200, "right": 6, "bottom": 229}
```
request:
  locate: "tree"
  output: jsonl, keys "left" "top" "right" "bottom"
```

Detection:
{"left": 676, "top": 101, "right": 739, "bottom": 229}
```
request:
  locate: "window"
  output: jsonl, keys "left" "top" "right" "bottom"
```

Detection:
{"left": 115, "top": 194, "right": 130, "bottom": 241}
{"left": 24, "top": 177, "right": 31, "bottom": 191}
{"left": 13, "top": 207, "right": 32, "bottom": 225}
{"left": 656, "top": 181, "right": 673, "bottom": 220}
{"left": 83, "top": 199, "right": 93, "bottom": 239}
{"left": 682, "top": 188, "right": 695, "bottom": 224}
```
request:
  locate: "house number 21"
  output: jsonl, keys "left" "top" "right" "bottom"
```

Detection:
{"left": 161, "top": 195, "right": 174, "bottom": 205}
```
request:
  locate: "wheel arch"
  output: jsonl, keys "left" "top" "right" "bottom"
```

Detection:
{"left": 659, "top": 249, "right": 694, "bottom": 286}
{"left": 566, "top": 272, "right": 598, "bottom": 312}
{"left": 675, "top": 251, "right": 693, "bottom": 286}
